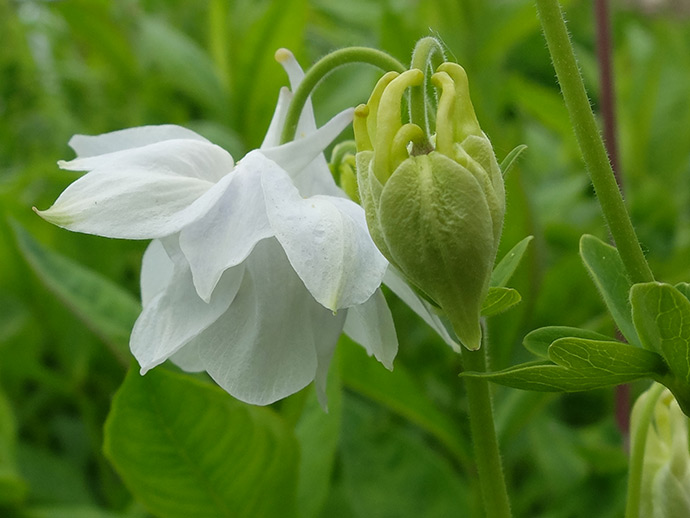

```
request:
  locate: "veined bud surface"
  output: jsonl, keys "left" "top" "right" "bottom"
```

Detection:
{"left": 354, "top": 64, "right": 505, "bottom": 351}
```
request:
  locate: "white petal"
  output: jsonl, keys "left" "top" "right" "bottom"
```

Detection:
{"left": 195, "top": 239, "right": 345, "bottom": 406}
{"left": 261, "top": 87, "right": 293, "bottom": 149}
{"left": 60, "top": 138, "right": 232, "bottom": 183}
{"left": 313, "top": 310, "right": 346, "bottom": 411}
{"left": 130, "top": 252, "right": 245, "bottom": 372}
{"left": 179, "top": 151, "right": 273, "bottom": 302}
{"left": 260, "top": 108, "right": 353, "bottom": 177}
{"left": 274, "top": 48, "right": 318, "bottom": 137}
{"left": 343, "top": 288, "right": 398, "bottom": 370}
{"left": 140, "top": 239, "right": 174, "bottom": 306}
{"left": 39, "top": 141, "right": 236, "bottom": 239}
{"left": 268, "top": 49, "right": 343, "bottom": 198}
{"left": 169, "top": 342, "right": 205, "bottom": 373}
{"left": 291, "top": 154, "right": 344, "bottom": 198}
{"left": 275, "top": 49, "right": 305, "bottom": 97}
{"left": 68, "top": 125, "right": 210, "bottom": 158}
{"left": 383, "top": 267, "right": 462, "bottom": 353}
{"left": 262, "top": 164, "right": 387, "bottom": 310}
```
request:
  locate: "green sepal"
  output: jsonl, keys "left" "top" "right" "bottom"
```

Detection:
{"left": 579, "top": 234, "right": 640, "bottom": 346}
{"left": 499, "top": 144, "right": 528, "bottom": 177}
{"left": 523, "top": 326, "right": 615, "bottom": 358}
{"left": 481, "top": 287, "right": 521, "bottom": 317}
{"left": 356, "top": 150, "right": 391, "bottom": 260}
{"left": 490, "top": 235, "right": 533, "bottom": 288}
{"left": 377, "top": 152, "right": 495, "bottom": 350}
{"left": 631, "top": 282, "right": 690, "bottom": 383}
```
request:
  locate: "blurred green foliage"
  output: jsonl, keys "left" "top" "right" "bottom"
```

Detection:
{"left": 1, "top": 0, "right": 689, "bottom": 516}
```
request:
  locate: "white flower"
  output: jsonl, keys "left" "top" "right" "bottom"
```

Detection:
{"left": 634, "top": 388, "right": 690, "bottom": 517}
{"left": 37, "top": 49, "right": 397, "bottom": 406}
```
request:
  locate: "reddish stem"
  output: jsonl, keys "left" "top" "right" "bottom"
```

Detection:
{"left": 594, "top": 0, "right": 630, "bottom": 445}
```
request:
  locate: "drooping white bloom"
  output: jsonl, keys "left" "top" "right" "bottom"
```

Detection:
{"left": 37, "top": 49, "right": 397, "bottom": 406}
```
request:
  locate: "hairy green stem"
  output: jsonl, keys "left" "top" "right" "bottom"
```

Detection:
{"left": 409, "top": 36, "right": 445, "bottom": 140}
{"left": 535, "top": 0, "right": 654, "bottom": 284}
{"left": 625, "top": 383, "right": 664, "bottom": 518}
{"left": 280, "top": 48, "right": 406, "bottom": 144}
{"left": 463, "top": 345, "right": 512, "bottom": 518}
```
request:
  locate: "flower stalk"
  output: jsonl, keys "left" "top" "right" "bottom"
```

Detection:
{"left": 280, "top": 47, "right": 406, "bottom": 144}
{"left": 463, "top": 342, "right": 512, "bottom": 518}
{"left": 534, "top": 0, "right": 654, "bottom": 285}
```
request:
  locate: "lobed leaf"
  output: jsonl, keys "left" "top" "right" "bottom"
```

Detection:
{"left": 548, "top": 337, "right": 667, "bottom": 380}
{"left": 481, "top": 287, "right": 521, "bottom": 317}
{"left": 523, "top": 326, "right": 614, "bottom": 358}
{"left": 579, "top": 234, "right": 640, "bottom": 346}
{"left": 631, "top": 282, "right": 690, "bottom": 383}
{"left": 461, "top": 361, "right": 629, "bottom": 392}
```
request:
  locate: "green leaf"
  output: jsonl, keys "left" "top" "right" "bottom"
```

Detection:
{"left": 230, "top": 0, "right": 308, "bottom": 145}
{"left": 104, "top": 367, "right": 298, "bottom": 518}
{"left": 548, "top": 338, "right": 667, "bottom": 380}
{"left": 481, "top": 287, "right": 521, "bottom": 317}
{"left": 675, "top": 282, "right": 690, "bottom": 302}
{"left": 580, "top": 234, "right": 640, "bottom": 346}
{"left": 54, "top": 0, "right": 138, "bottom": 79}
{"left": 462, "top": 361, "right": 642, "bottom": 392}
{"left": 341, "top": 338, "right": 470, "bottom": 466}
{"left": 0, "top": 294, "right": 28, "bottom": 343}
{"left": 490, "top": 235, "right": 533, "bottom": 287}
{"left": 16, "top": 443, "right": 94, "bottom": 505}
{"left": 499, "top": 144, "right": 528, "bottom": 177}
{"left": 523, "top": 326, "right": 615, "bottom": 358}
{"left": 0, "top": 388, "right": 27, "bottom": 506}
{"left": 138, "top": 16, "right": 228, "bottom": 115}
{"left": 631, "top": 282, "right": 690, "bottom": 383}
{"left": 13, "top": 223, "right": 139, "bottom": 365}
{"left": 335, "top": 395, "right": 470, "bottom": 518}
{"left": 294, "top": 353, "right": 343, "bottom": 518}
{"left": 23, "top": 505, "right": 133, "bottom": 518}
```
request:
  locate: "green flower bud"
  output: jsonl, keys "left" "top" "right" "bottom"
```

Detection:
{"left": 354, "top": 64, "right": 504, "bottom": 350}
{"left": 633, "top": 388, "right": 690, "bottom": 518}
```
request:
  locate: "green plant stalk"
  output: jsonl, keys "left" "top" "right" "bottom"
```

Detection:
{"left": 625, "top": 382, "right": 665, "bottom": 518}
{"left": 463, "top": 345, "right": 512, "bottom": 518}
{"left": 280, "top": 48, "right": 406, "bottom": 144}
{"left": 534, "top": 0, "right": 654, "bottom": 285}
{"left": 409, "top": 36, "right": 445, "bottom": 137}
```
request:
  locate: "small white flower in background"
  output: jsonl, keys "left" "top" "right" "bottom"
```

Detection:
{"left": 633, "top": 388, "right": 690, "bottom": 517}
{"left": 36, "top": 49, "right": 397, "bottom": 407}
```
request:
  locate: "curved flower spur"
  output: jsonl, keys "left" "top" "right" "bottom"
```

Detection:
{"left": 36, "top": 49, "right": 398, "bottom": 407}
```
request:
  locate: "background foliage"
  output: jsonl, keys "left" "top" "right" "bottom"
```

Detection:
{"left": 1, "top": 0, "right": 689, "bottom": 516}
